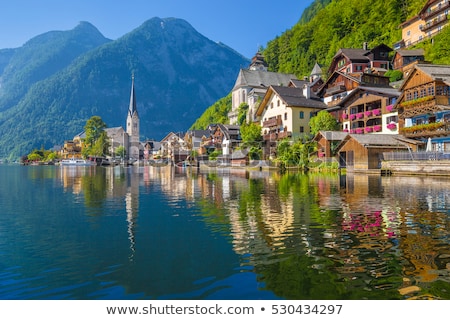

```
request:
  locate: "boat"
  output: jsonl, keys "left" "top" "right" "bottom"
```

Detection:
{"left": 60, "top": 158, "right": 96, "bottom": 166}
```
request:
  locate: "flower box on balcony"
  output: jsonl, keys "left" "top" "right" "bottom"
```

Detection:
{"left": 365, "top": 127, "right": 373, "bottom": 133}
{"left": 373, "top": 125, "right": 382, "bottom": 132}
{"left": 342, "top": 113, "right": 348, "bottom": 119}
{"left": 355, "top": 128, "right": 363, "bottom": 134}
{"left": 386, "top": 105, "right": 394, "bottom": 112}
{"left": 387, "top": 123, "right": 397, "bottom": 130}
{"left": 349, "top": 129, "right": 355, "bottom": 134}
{"left": 349, "top": 114, "right": 356, "bottom": 120}
{"left": 365, "top": 111, "right": 372, "bottom": 117}
{"left": 372, "top": 109, "right": 381, "bottom": 116}
{"left": 356, "top": 113, "right": 364, "bottom": 119}
{"left": 343, "top": 129, "right": 349, "bottom": 132}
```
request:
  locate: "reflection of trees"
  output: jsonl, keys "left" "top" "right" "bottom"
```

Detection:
{"left": 81, "top": 170, "right": 108, "bottom": 210}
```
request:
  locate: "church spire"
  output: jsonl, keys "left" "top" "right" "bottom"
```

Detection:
{"left": 128, "top": 74, "right": 137, "bottom": 117}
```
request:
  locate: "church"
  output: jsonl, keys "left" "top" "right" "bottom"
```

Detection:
{"left": 106, "top": 75, "right": 142, "bottom": 160}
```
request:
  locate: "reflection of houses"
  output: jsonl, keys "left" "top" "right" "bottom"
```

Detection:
{"left": 256, "top": 85, "right": 327, "bottom": 158}
{"left": 395, "top": 64, "right": 450, "bottom": 151}
{"left": 336, "top": 134, "right": 420, "bottom": 171}
{"left": 338, "top": 86, "right": 400, "bottom": 135}
{"left": 229, "top": 52, "right": 297, "bottom": 124}
{"left": 395, "top": 0, "right": 450, "bottom": 49}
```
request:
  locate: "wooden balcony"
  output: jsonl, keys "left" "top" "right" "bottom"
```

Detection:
{"left": 401, "top": 122, "right": 450, "bottom": 138}
{"left": 263, "top": 131, "right": 292, "bottom": 141}
{"left": 262, "top": 117, "right": 282, "bottom": 128}
{"left": 399, "top": 96, "right": 448, "bottom": 119}
{"left": 421, "top": 15, "right": 448, "bottom": 32}
{"left": 422, "top": 2, "right": 450, "bottom": 20}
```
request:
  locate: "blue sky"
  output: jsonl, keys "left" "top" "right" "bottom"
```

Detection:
{"left": 0, "top": 0, "right": 314, "bottom": 58}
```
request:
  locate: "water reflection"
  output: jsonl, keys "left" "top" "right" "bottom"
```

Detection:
{"left": 2, "top": 165, "right": 449, "bottom": 300}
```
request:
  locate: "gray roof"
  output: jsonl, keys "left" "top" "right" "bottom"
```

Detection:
{"left": 310, "top": 62, "right": 323, "bottom": 76}
{"left": 271, "top": 86, "right": 327, "bottom": 109}
{"left": 316, "top": 131, "right": 348, "bottom": 141}
{"left": 232, "top": 69, "right": 297, "bottom": 91}
{"left": 415, "top": 64, "right": 450, "bottom": 85}
{"left": 395, "top": 49, "right": 424, "bottom": 57}
{"left": 333, "top": 48, "right": 370, "bottom": 62}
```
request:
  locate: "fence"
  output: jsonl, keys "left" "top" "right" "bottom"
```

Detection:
{"left": 383, "top": 151, "right": 450, "bottom": 161}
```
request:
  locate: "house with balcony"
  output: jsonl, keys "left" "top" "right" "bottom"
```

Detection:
{"left": 255, "top": 84, "right": 327, "bottom": 158}
{"left": 327, "top": 44, "right": 392, "bottom": 76}
{"left": 338, "top": 86, "right": 400, "bottom": 135}
{"left": 395, "top": 64, "right": 450, "bottom": 152}
{"left": 395, "top": 0, "right": 450, "bottom": 49}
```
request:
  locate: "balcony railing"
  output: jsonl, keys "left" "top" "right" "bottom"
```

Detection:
{"left": 262, "top": 117, "right": 282, "bottom": 128}
{"left": 422, "top": 2, "right": 450, "bottom": 20}
{"left": 420, "top": 15, "right": 448, "bottom": 32}
{"left": 263, "top": 131, "right": 292, "bottom": 141}
{"left": 401, "top": 122, "right": 450, "bottom": 138}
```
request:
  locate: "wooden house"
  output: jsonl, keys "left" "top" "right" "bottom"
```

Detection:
{"left": 335, "top": 134, "right": 419, "bottom": 171}
{"left": 313, "top": 131, "right": 348, "bottom": 159}
{"left": 394, "top": 64, "right": 450, "bottom": 152}
{"left": 327, "top": 44, "right": 392, "bottom": 76}
{"left": 337, "top": 86, "right": 400, "bottom": 135}
{"left": 392, "top": 49, "right": 425, "bottom": 74}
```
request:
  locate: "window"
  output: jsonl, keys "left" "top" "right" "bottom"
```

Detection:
{"left": 284, "top": 113, "right": 287, "bottom": 120}
{"left": 387, "top": 115, "right": 398, "bottom": 123}
{"left": 407, "top": 30, "right": 411, "bottom": 36}
{"left": 299, "top": 126, "right": 304, "bottom": 133}
{"left": 270, "top": 102, "right": 273, "bottom": 109}
{"left": 299, "top": 111, "right": 304, "bottom": 119}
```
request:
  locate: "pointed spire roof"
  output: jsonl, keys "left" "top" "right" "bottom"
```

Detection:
{"left": 128, "top": 74, "right": 137, "bottom": 117}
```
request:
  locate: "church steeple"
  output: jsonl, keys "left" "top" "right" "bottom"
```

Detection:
{"left": 126, "top": 74, "right": 140, "bottom": 160}
{"left": 128, "top": 74, "right": 138, "bottom": 117}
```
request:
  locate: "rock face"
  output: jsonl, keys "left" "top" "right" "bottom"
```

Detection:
{"left": 0, "top": 18, "right": 249, "bottom": 159}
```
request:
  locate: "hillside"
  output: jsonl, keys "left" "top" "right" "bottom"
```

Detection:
{"left": 192, "top": 0, "right": 450, "bottom": 129}
{"left": 0, "top": 18, "right": 249, "bottom": 159}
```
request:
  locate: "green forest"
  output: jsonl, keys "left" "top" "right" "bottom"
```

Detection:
{"left": 192, "top": 0, "right": 450, "bottom": 129}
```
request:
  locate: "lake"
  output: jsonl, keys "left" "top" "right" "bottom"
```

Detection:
{"left": 0, "top": 164, "right": 449, "bottom": 300}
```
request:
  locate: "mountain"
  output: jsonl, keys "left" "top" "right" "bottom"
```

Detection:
{"left": 0, "top": 18, "right": 249, "bottom": 159}
{"left": 193, "top": 0, "right": 450, "bottom": 128}
{"left": 263, "top": 0, "right": 430, "bottom": 76}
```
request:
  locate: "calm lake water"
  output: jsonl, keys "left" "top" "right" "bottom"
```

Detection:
{"left": 0, "top": 164, "right": 449, "bottom": 300}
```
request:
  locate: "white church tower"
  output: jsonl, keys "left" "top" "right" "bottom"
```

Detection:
{"left": 126, "top": 75, "right": 140, "bottom": 160}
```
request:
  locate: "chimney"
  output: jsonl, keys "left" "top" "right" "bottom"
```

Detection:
{"left": 303, "top": 84, "right": 311, "bottom": 99}
{"left": 363, "top": 42, "right": 368, "bottom": 50}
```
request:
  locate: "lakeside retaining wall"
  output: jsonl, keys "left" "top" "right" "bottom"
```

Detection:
{"left": 381, "top": 160, "right": 450, "bottom": 176}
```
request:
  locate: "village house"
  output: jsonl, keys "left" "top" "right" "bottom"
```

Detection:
{"left": 327, "top": 43, "right": 392, "bottom": 76}
{"left": 395, "top": 0, "right": 450, "bottom": 49}
{"left": 313, "top": 130, "right": 348, "bottom": 159}
{"left": 255, "top": 84, "right": 327, "bottom": 158}
{"left": 159, "top": 132, "right": 189, "bottom": 163}
{"left": 394, "top": 63, "right": 450, "bottom": 152}
{"left": 391, "top": 49, "right": 426, "bottom": 76}
{"left": 335, "top": 134, "right": 420, "bottom": 171}
{"left": 229, "top": 52, "right": 297, "bottom": 124}
{"left": 199, "top": 124, "right": 241, "bottom": 159}
{"left": 338, "top": 86, "right": 400, "bottom": 135}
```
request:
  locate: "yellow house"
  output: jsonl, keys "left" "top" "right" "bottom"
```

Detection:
{"left": 255, "top": 84, "right": 327, "bottom": 157}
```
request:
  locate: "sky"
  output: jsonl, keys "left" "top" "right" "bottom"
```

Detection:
{"left": 0, "top": 0, "right": 314, "bottom": 59}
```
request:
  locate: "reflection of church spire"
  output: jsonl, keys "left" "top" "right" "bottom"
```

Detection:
{"left": 125, "top": 171, "right": 139, "bottom": 262}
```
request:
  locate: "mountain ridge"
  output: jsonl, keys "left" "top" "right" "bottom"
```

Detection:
{"left": 0, "top": 17, "right": 249, "bottom": 159}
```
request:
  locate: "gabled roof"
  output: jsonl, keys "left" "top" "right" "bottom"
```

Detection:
{"left": 335, "top": 134, "right": 416, "bottom": 152}
{"left": 317, "top": 71, "right": 362, "bottom": 96}
{"left": 313, "top": 131, "right": 348, "bottom": 142}
{"left": 332, "top": 48, "right": 370, "bottom": 62}
{"left": 232, "top": 69, "right": 297, "bottom": 91}
{"left": 394, "top": 49, "right": 425, "bottom": 57}
{"left": 399, "top": 64, "right": 450, "bottom": 91}
{"left": 256, "top": 85, "right": 327, "bottom": 116}
{"left": 336, "top": 86, "right": 400, "bottom": 108}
